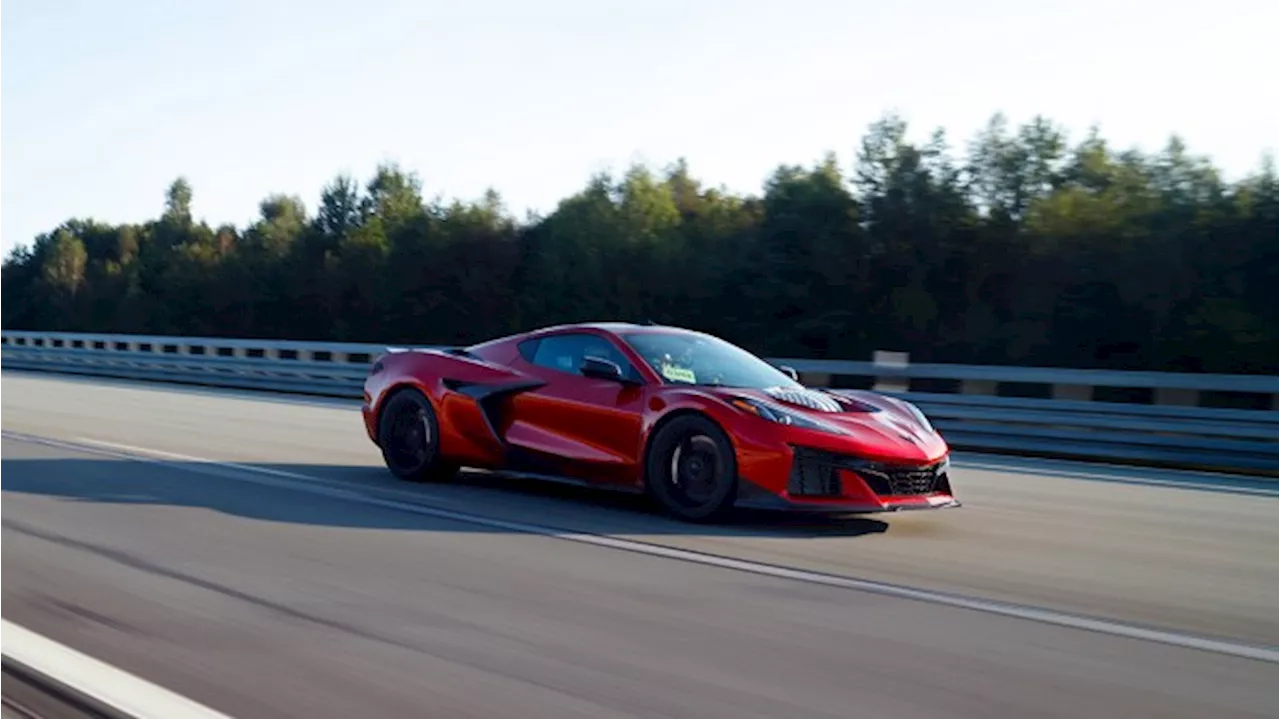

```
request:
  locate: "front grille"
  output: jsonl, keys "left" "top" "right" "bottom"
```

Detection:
{"left": 858, "top": 463, "right": 942, "bottom": 495}
{"left": 788, "top": 446, "right": 948, "bottom": 498}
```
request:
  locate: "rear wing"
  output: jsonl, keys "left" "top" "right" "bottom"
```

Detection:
{"left": 374, "top": 345, "right": 478, "bottom": 363}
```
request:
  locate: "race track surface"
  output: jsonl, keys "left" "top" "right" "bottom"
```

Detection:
{"left": 2, "top": 372, "right": 1276, "bottom": 718}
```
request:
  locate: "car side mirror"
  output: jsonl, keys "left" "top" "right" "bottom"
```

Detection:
{"left": 779, "top": 365, "right": 799, "bottom": 381}
{"left": 581, "top": 355, "right": 629, "bottom": 383}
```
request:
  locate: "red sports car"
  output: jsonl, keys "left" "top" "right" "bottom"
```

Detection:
{"left": 361, "top": 322, "right": 959, "bottom": 521}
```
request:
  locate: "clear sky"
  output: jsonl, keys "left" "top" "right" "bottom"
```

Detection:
{"left": 3, "top": 0, "right": 1277, "bottom": 255}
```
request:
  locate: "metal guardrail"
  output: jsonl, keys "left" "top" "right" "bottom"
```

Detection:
{"left": 2, "top": 331, "right": 1276, "bottom": 475}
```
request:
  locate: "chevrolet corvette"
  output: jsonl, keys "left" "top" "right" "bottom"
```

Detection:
{"left": 361, "top": 322, "right": 959, "bottom": 522}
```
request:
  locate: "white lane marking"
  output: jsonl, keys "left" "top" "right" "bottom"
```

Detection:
{"left": 0, "top": 619, "right": 234, "bottom": 718}
{"left": 7, "top": 431, "right": 1276, "bottom": 664}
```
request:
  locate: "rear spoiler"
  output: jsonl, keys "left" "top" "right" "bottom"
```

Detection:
{"left": 372, "top": 346, "right": 423, "bottom": 366}
{"left": 375, "top": 345, "right": 478, "bottom": 362}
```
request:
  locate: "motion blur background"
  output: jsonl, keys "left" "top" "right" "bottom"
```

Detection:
{"left": 3, "top": 0, "right": 1277, "bottom": 376}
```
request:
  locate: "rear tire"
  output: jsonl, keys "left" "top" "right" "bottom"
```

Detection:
{"left": 376, "top": 388, "right": 457, "bottom": 483}
{"left": 644, "top": 414, "right": 738, "bottom": 522}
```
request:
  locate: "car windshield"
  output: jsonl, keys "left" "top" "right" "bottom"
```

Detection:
{"left": 621, "top": 331, "right": 802, "bottom": 390}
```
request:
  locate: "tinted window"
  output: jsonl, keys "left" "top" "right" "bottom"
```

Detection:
{"left": 621, "top": 331, "right": 802, "bottom": 390}
{"left": 527, "top": 333, "right": 641, "bottom": 380}
{"left": 517, "top": 338, "right": 540, "bottom": 362}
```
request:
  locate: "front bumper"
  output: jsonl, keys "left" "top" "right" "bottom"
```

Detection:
{"left": 734, "top": 489, "right": 961, "bottom": 513}
{"left": 734, "top": 445, "right": 960, "bottom": 513}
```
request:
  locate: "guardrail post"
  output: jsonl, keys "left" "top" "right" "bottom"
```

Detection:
{"left": 1154, "top": 388, "right": 1200, "bottom": 407}
{"left": 960, "top": 379, "right": 997, "bottom": 396}
{"left": 872, "top": 350, "right": 910, "bottom": 393}
{"left": 1052, "top": 384, "right": 1093, "bottom": 401}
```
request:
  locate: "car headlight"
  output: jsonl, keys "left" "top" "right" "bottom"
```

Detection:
{"left": 730, "top": 397, "right": 851, "bottom": 436}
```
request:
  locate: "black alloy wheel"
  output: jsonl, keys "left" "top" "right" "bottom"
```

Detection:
{"left": 377, "top": 388, "right": 457, "bottom": 482}
{"left": 645, "top": 414, "right": 738, "bottom": 522}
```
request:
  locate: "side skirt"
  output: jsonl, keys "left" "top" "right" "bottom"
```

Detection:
{"left": 461, "top": 466, "right": 647, "bottom": 496}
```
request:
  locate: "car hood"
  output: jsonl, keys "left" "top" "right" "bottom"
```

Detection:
{"left": 706, "top": 385, "right": 947, "bottom": 462}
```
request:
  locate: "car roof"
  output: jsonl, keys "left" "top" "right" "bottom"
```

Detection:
{"left": 527, "top": 322, "right": 703, "bottom": 337}
{"left": 465, "top": 322, "right": 708, "bottom": 354}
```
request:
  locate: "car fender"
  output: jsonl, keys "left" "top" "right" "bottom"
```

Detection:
{"left": 638, "top": 387, "right": 781, "bottom": 480}
{"left": 365, "top": 349, "right": 545, "bottom": 465}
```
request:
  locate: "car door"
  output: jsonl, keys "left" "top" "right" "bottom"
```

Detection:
{"left": 503, "top": 332, "right": 648, "bottom": 487}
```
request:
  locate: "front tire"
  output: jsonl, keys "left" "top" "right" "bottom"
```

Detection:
{"left": 376, "top": 388, "right": 457, "bottom": 482}
{"left": 645, "top": 414, "right": 738, "bottom": 522}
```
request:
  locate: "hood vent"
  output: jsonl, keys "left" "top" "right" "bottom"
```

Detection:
{"left": 763, "top": 387, "right": 845, "bottom": 413}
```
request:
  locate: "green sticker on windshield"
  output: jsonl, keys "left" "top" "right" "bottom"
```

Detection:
{"left": 660, "top": 363, "right": 697, "bottom": 383}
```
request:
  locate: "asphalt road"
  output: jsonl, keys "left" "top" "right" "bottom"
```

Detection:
{"left": 2, "top": 372, "right": 1276, "bottom": 718}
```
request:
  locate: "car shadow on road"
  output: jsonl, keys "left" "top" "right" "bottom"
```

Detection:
{"left": 0, "top": 455, "right": 894, "bottom": 540}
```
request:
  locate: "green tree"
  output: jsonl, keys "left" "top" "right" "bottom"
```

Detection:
{"left": 2, "top": 113, "right": 1274, "bottom": 376}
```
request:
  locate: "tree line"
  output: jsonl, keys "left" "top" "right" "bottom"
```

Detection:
{"left": 3, "top": 113, "right": 1276, "bottom": 375}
